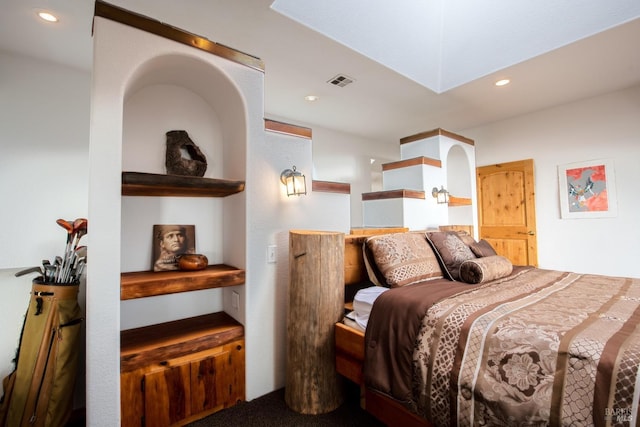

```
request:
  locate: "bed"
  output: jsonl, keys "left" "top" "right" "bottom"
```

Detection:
{"left": 335, "top": 228, "right": 640, "bottom": 427}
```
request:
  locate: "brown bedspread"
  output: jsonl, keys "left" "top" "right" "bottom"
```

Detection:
{"left": 364, "top": 267, "right": 640, "bottom": 426}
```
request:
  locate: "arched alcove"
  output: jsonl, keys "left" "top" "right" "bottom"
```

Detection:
{"left": 123, "top": 53, "right": 247, "bottom": 180}
{"left": 445, "top": 144, "right": 475, "bottom": 227}
{"left": 446, "top": 145, "right": 471, "bottom": 198}
{"left": 119, "top": 53, "right": 249, "bottom": 329}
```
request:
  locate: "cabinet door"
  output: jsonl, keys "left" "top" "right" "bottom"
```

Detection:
{"left": 121, "top": 371, "right": 144, "bottom": 427}
{"left": 144, "top": 363, "right": 192, "bottom": 426}
{"left": 190, "top": 351, "right": 227, "bottom": 414}
{"left": 191, "top": 340, "right": 245, "bottom": 414}
{"left": 221, "top": 340, "right": 246, "bottom": 406}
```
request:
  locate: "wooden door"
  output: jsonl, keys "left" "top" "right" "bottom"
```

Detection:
{"left": 477, "top": 159, "right": 538, "bottom": 266}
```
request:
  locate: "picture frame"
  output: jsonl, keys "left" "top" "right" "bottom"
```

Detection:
{"left": 558, "top": 159, "right": 617, "bottom": 219}
{"left": 152, "top": 224, "right": 196, "bottom": 271}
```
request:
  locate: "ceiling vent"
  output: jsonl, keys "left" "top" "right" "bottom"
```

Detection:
{"left": 327, "top": 74, "right": 355, "bottom": 87}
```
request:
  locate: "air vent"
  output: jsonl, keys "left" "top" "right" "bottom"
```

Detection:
{"left": 327, "top": 74, "right": 355, "bottom": 87}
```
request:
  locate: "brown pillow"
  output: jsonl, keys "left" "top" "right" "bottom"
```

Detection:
{"left": 426, "top": 231, "right": 476, "bottom": 281}
{"left": 365, "top": 233, "right": 443, "bottom": 287}
{"left": 459, "top": 255, "right": 513, "bottom": 284}
{"left": 469, "top": 239, "right": 497, "bottom": 257}
{"left": 455, "top": 230, "right": 476, "bottom": 246}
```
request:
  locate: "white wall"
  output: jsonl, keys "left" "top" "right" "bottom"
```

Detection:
{"left": 244, "top": 129, "right": 351, "bottom": 400}
{"left": 300, "top": 124, "right": 399, "bottom": 228}
{"left": 464, "top": 84, "right": 640, "bottom": 278}
{"left": 0, "top": 52, "right": 89, "bottom": 394}
{"left": 0, "top": 52, "right": 90, "bottom": 269}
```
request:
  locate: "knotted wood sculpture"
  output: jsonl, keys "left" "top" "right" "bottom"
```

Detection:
{"left": 165, "top": 130, "right": 207, "bottom": 177}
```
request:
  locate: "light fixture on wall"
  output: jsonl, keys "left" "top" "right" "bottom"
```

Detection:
{"left": 281, "top": 166, "right": 307, "bottom": 196}
{"left": 432, "top": 186, "right": 449, "bottom": 204}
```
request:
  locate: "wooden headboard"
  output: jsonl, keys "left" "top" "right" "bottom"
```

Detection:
{"left": 343, "top": 225, "right": 474, "bottom": 303}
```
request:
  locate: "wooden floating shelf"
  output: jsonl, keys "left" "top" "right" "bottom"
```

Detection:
{"left": 121, "top": 264, "right": 245, "bottom": 300}
{"left": 381, "top": 156, "right": 442, "bottom": 171}
{"left": 448, "top": 195, "right": 472, "bottom": 207}
{"left": 122, "top": 172, "right": 245, "bottom": 197}
{"left": 312, "top": 180, "right": 351, "bottom": 194}
{"left": 361, "top": 189, "right": 425, "bottom": 201}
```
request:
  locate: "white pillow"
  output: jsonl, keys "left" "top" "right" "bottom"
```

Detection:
{"left": 353, "top": 286, "right": 389, "bottom": 330}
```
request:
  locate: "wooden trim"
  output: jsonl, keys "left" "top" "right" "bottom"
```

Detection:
{"left": 382, "top": 156, "right": 441, "bottom": 171}
{"left": 400, "top": 128, "right": 474, "bottom": 146}
{"left": 264, "top": 119, "right": 312, "bottom": 139}
{"left": 312, "top": 180, "right": 350, "bottom": 194}
{"left": 362, "top": 189, "right": 425, "bottom": 201}
{"left": 94, "top": 1, "right": 264, "bottom": 72}
{"left": 448, "top": 195, "right": 472, "bottom": 206}
{"left": 349, "top": 227, "right": 408, "bottom": 235}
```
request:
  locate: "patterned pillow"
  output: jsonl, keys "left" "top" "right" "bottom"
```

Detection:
{"left": 459, "top": 255, "right": 513, "bottom": 284}
{"left": 426, "top": 231, "right": 476, "bottom": 281}
{"left": 362, "top": 243, "right": 386, "bottom": 287}
{"left": 469, "top": 239, "right": 498, "bottom": 257}
{"left": 365, "top": 233, "right": 443, "bottom": 287}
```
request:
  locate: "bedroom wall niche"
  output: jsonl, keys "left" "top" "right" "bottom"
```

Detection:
{"left": 89, "top": 6, "right": 263, "bottom": 422}
{"left": 120, "top": 55, "right": 240, "bottom": 330}
{"left": 361, "top": 128, "right": 477, "bottom": 232}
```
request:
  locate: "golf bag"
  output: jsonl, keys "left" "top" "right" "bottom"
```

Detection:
{"left": 0, "top": 279, "right": 82, "bottom": 427}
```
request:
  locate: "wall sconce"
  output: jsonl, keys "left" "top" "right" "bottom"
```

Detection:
{"left": 280, "top": 166, "right": 307, "bottom": 196}
{"left": 432, "top": 186, "right": 449, "bottom": 204}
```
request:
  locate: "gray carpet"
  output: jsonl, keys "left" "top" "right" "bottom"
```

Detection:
{"left": 187, "top": 384, "right": 385, "bottom": 427}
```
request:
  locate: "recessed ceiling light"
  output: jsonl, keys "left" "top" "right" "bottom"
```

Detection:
{"left": 495, "top": 79, "right": 511, "bottom": 87}
{"left": 304, "top": 95, "right": 319, "bottom": 102}
{"left": 37, "top": 11, "right": 59, "bottom": 23}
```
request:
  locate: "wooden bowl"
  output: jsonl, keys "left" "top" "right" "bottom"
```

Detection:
{"left": 178, "top": 254, "right": 208, "bottom": 271}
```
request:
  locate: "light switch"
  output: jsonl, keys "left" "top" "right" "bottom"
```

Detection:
{"left": 232, "top": 291, "right": 240, "bottom": 310}
{"left": 267, "top": 245, "right": 277, "bottom": 263}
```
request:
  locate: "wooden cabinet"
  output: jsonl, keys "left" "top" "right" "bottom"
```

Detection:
{"left": 120, "top": 312, "right": 244, "bottom": 427}
{"left": 120, "top": 176, "right": 246, "bottom": 426}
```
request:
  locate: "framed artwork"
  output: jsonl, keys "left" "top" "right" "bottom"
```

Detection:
{"left": 152, "top": 224, "right": 196, "bottom": 271}
{"left": 558, "top": 159, "right": 617, "bottom": 219}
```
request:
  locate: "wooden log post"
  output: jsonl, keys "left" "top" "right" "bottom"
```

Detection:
{"left": 285, "top": 230, "right": 346, "bottom": 414}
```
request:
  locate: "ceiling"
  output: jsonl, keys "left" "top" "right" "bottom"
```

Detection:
{"left": 1, "top": 0, "right": 639, "bottom": 142}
